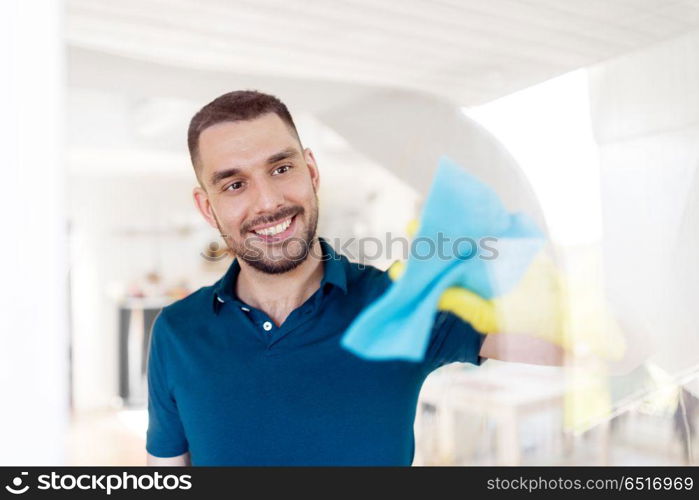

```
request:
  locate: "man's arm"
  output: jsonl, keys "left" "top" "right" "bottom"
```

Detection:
{"left": 479, "top": 332, "right": 565, "bottom": 366}
{"left": 147, "top": 451, "right": 191, "bottom": 466}
{"left": 146, "top": 313, "right": 190, "bottom": 462}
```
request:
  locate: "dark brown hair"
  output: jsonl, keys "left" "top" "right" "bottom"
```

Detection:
{"left": 187, "top": 90, "right": 301, "bottom": 176}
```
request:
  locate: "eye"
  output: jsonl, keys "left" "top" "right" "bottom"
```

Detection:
{"left": 273, "top": 164, "right": 292, "bottom": 175}
{"left": 224, "top": 181, "right": 244, "bottom": 192}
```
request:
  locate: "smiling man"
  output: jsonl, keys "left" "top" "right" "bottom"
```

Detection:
{"left": 145, "top": 90, "right": 562, "bottom": 466}
{"left": 191, "top": 107, "right": 324, "bottom": 327}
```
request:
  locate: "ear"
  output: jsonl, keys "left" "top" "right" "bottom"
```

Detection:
{"left": 193, "top": 186, "right": 220, "bottom": 231}
{"left": 303, "top": 147, "right": 320, "bottom": 192}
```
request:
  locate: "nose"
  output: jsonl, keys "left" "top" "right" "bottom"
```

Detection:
{"left": 252, "top": 176, "right": 285, "bottom": 215}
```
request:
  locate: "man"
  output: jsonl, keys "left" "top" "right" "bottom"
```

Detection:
{"left": 146, "top": 90, "right": 562, "bottom": 466}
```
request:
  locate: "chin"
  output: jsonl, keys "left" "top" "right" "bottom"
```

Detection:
{"left": 246, "top": 255, "right": 307, "bottom": 274}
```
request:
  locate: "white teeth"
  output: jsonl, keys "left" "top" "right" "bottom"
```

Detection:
{"left": 253, "top": 217, "right": 292, "bottom": 236}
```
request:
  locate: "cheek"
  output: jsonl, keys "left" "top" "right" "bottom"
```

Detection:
{"left": 293, "top": 182, "right": 318, "bottom": 207}
{"left": 214, "top": 203, "right": 248, "bottom": 234}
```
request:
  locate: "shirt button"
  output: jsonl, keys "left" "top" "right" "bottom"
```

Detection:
{"left": 241, "top": 306, "right": 250, "bottom": 312}
{"left": 262, "top": 321, "right": 273, "bottom": 331}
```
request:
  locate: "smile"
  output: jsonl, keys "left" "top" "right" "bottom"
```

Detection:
{"left": 252, "top": 216, "right": 293, "bottom": 236}
{"left": 249, "top": 214, "right": 298, "bottom": 242}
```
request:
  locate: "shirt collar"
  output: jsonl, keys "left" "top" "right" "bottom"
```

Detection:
{"left": 212, "top": 236, "right": 348, "bottom": 313}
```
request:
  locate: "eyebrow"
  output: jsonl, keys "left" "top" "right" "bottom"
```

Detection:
{"left": 209, "top": 147, "right": 299, "bottom": 187}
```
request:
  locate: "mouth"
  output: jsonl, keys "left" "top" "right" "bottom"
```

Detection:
{"left": 248, "top": 213, "right": 298, "bottom": 243}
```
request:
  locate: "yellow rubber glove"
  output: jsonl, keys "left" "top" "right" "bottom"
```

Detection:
{"left": 388, "top": 219, "right": 627, "bottom": 362}
{"left": 387, "top": 218, "right": 502, "bottom": 336}
{"left": 392, "top": 219, "right": 626, "bottom": 433}
{"left": 388, "top": 259, "right": 499, "bottom": 334}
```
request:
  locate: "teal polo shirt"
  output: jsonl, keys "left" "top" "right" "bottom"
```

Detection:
{"left": 146, "top": 236, "right": 486, "bottom": 465}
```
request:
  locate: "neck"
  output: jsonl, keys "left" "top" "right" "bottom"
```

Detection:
{"left": 235, "top": 237, "right": 324, "bottom": 326}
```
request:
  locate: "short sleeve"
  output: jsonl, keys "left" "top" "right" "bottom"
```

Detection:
{"left": 422, "top": 310, "right": 487, "bottom": 373}
{"left": 145, "top": 312, "right": 189, "bottom": 458}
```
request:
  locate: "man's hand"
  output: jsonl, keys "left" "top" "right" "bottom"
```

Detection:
{"left": 388, "top": 257, "right": 564, "bottom": 366}
{"left": 389, "top": 259, "right": 498, "bottom": 334}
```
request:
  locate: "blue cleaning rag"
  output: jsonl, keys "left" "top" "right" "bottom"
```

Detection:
{"left": 340, "top": 155, "right": 545, "bottom": 361}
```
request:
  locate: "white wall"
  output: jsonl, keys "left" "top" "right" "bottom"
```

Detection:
{"left": 0, "top": 0, "right": 69, "bottom": 464}
{"left": 589, "top": 29, "right": 699, "bottom": 382}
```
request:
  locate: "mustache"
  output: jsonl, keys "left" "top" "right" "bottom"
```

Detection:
{"left": 242, "top": 206, "right": 302, "bottom": 233}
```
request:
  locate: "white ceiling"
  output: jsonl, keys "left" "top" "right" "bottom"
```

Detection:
{"left": 67, "top": 0, "right": 699, "bottom": 105}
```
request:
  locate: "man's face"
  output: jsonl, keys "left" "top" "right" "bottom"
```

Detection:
{"left": 193, "top": 112, "right": 320, "bottom": 274}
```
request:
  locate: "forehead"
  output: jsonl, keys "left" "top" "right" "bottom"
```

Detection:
{"left": 197, "top": 113, "right": 300, "bottom": 173}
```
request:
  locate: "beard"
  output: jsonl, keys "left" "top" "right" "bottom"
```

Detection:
{"left": 217, "top": 193, "right": 319, "bottom": 275}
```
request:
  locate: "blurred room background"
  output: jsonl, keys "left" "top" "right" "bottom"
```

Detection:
{"left": 2, "top": 0, "right": 699, "bottom": 465}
